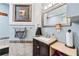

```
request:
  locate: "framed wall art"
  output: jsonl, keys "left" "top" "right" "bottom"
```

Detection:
{"left": 9, "top": 4, "right": 33, "bottom": 25}
{"left": 15, "top": 5, "right": 32, "bottom": 22}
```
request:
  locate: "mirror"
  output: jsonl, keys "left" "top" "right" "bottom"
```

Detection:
{"left": 42, "top": 4, "right": 71, "bottom": 27}
{"left": 43, "top": 13, "right": 71, "bottom": 27}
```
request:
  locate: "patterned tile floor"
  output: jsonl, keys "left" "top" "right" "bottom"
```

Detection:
{"left": 9, "top": 43, "right": 33, "bottom": 56}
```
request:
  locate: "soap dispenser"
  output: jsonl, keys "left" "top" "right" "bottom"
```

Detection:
{"left": 35, "top": 27, "right": 42, "bottom": 37}
{"left": 51, "top": 34, "right": 57, "bottom": 40}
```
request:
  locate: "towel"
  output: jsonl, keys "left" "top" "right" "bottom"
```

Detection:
{"left": 15, "top": 28, "right": 27, "bottom": 39}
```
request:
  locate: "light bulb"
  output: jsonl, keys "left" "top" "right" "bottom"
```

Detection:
{"left": 48, "top": 3, "right": 52, "bottom": 7}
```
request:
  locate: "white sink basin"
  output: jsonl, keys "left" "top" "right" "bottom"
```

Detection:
{"left": 36, "top": 36, "right": 50, "bottom": 40}
{"left": 34, "top": 36, "right": 57, "bottom": 45}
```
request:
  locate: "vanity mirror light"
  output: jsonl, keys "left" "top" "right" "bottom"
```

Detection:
{"left": 43, "top": 3, "right": 57, "bottom": 10}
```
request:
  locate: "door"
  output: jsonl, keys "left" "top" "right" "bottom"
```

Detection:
{"left": 33, "top": 39, "right": 40, "bottom": 56}
{"left": 39, "top": 42, "right": 49, "bottom": 56}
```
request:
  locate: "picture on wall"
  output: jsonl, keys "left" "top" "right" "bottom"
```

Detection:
{"left": 15, "top": 5, "right": 32, "bottom": 22}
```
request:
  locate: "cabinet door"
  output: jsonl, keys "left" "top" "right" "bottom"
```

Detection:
{"left": 68, "top": 3, "right": 79, "bottom": 17}
{"left": 39, "top": 42, "right": 49, "bottom": 56}
{"left": 33, "top": 39, "right": 40, "bottom": 56}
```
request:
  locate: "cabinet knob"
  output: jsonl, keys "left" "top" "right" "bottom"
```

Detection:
{"left": 37, "top": 46, "right": 39, "bottom": 48}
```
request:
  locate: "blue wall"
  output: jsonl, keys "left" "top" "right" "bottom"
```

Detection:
{"left": 43, "top": 23, "right": 79, "bottom": 55}
{"left": 0, "top": 4, "right": 9, "bottom": 38}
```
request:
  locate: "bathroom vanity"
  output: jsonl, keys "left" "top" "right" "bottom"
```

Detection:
{"left": 33, "top": 36, "right": 77, "bottom": 56}
{"left": 33, "top": 36, "right": 57, "bottom": 56}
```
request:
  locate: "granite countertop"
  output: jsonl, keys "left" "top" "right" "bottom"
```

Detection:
{"left": 33, "top": 36, "right": 57, "bottom": 45}
{"left": 0, "top": 45, "right": 9, "bottom": 49}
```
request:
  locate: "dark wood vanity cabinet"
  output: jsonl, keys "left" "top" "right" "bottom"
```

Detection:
{"left": 33, "top": 39, "right": 40, "bottom": 56}
{"left": 33, "top": 39, "right": 49, "bottom": 56}
{"left": 39, "top": 42, "right": 49, "bottom": 56}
